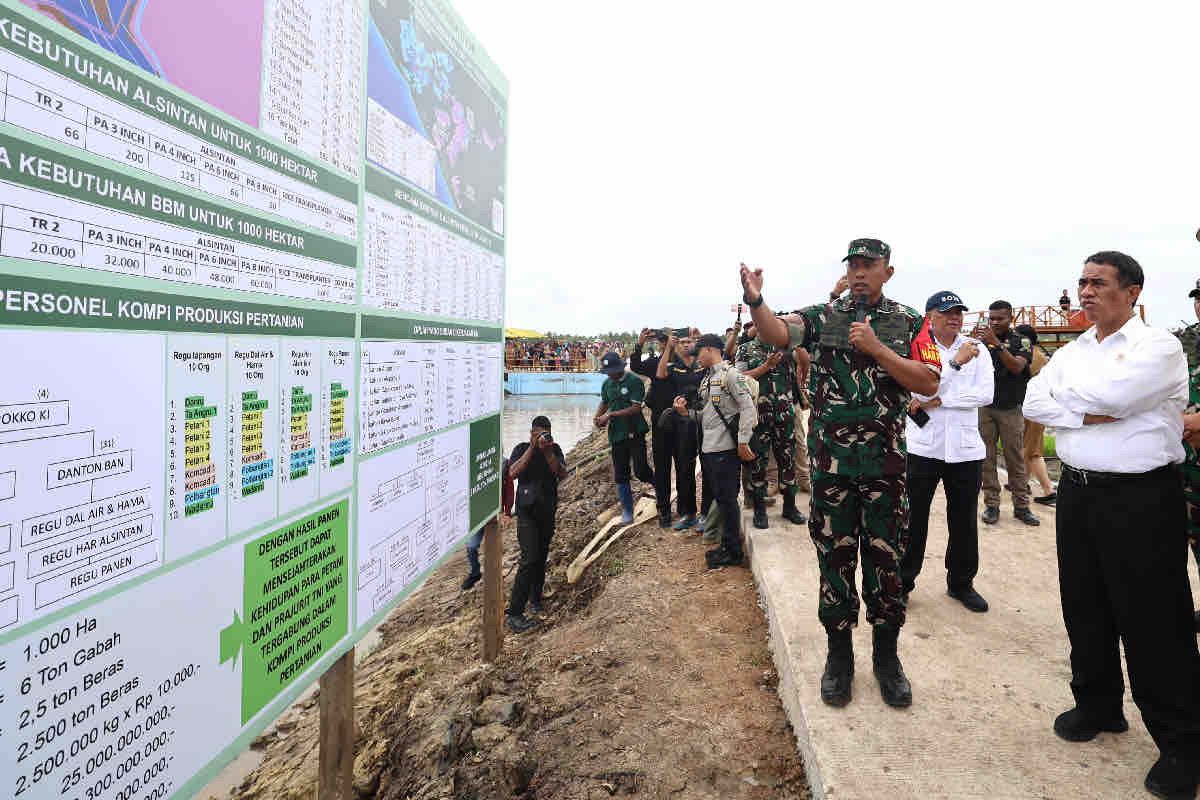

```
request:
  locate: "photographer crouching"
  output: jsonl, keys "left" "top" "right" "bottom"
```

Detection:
{"left": 672, "top": 334, "right": 758, "bottom": 568}
{"left": 505, "top": 416, "right": 567, "bottom": 634}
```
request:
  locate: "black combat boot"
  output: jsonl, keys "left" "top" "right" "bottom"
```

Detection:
{"left": 820, "top": 629, "right": 854, "bottom": 707}
{"left": 752, "top": 498, "right": 769, "bottom": 529}
{"left": 782, "top": 493, "right": 806, "bottom": 525}
{"left": 872, "top": 624, "right": 912, "bottom": 708}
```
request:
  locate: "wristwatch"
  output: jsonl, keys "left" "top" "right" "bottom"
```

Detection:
{"left": 746, "top": 293, "right": 764, "bottom": 309}
{"left": 949, "top": 360, "right": 962, "bottom": 371}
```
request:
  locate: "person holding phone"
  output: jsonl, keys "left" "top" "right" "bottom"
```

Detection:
{"left": 655, "top": 331, "right": 705, "bottom": 531}
{"left": 900, "top": 292, "right": 994, "bottom": 613}
{"left": 505, "top": 416, "right": 567, "bottom": 633}
{"left": 631, "top": 328, "right": 677, "bottom": 527}
{"left": 975, "top": 300, "right": 1039, "bottom": 526}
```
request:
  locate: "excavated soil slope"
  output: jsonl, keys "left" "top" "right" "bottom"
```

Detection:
{"left": 223, "top": 429, "right": 808, "bottom": 800}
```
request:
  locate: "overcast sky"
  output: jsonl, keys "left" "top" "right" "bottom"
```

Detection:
{"left": 454, "top": 1, "right": 1200, "bottom": 336}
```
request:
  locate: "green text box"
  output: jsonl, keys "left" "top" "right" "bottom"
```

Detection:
{"left": 469, "top": 414, "right": 502, "bottom": 530}
{"left": 360, "top": 313, "right": 501, "bottom": 342}
{"left": 0, "top": 271, "right": 356, "bottom": 337}
{"left": 234, "top": 500, "right": 349, "bottom": 723}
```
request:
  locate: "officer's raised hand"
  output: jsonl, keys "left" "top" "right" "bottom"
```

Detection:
{"left": 738, "top": 442, "right": 755, "bottom": 462}
{"left": 848, "top": 321, "right": 884, "bottom": 358}
{"left": 740, "top": 262, "right": 764, "bottom": 302}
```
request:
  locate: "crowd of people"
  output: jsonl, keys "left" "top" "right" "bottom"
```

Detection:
{"left": 504, "top": 338, "right": 628, "bottom": 371}
{"left": 477, "top": 239, "right": 1200, "bottom": 800}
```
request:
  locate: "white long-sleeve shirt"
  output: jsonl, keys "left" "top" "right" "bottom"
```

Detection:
{"left": 905, "top": 334, "right": 995, "bottom": 463}
{"left": 1022, "top": 315, "right": 1187, "bottom": 473}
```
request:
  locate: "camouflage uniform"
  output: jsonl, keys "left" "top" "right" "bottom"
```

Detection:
{"left": 735, "top": 338, "right": 798, "bottom": 501}
{"left": 786, "top": 296, "right": 941, "bottom": 632}
{"left": 1175, "top": 323, "right": 1200, "bottom": 573}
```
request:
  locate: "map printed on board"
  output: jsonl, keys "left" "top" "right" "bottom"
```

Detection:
{"left": 0, "top": 0, "right": 506, "bottom": 798}
{"left": 366, "top": 0, "right": 506, "bottom": 234}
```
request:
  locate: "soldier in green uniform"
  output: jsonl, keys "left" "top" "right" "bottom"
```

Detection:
{"left": 735, "top": 322, "right": 807, "bottom": 529}
{"left": 741, "top": 238, "right": 942, "bottom": 708}
{"left": 1177, "top": 279, "right": 1200, "bottom": 632}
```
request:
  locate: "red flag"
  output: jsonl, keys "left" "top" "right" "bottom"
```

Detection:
{"left": 911, "top": 316, "right": 942, "bottom": 374}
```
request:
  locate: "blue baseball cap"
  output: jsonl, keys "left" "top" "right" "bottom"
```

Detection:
{"left": 599, "top": 351, "right": 625, "bottom": 373}
{"left": 925, "top": 291, "right": 968, "bottom": 313}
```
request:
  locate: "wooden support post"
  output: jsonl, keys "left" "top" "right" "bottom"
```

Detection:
{"left": 482, "top": 516, "right": 503, "bottom": 662}
{"left": 317, "top": 649, "right": 355, "bottom": 800}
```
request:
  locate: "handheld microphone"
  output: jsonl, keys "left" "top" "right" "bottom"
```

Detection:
{"left": 854, "top": 294, "right": 870, "bottom": 323}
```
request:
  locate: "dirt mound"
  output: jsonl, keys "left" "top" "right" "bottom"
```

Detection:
{"left": 224, "top": 429, "right": 807, "bottom": 800}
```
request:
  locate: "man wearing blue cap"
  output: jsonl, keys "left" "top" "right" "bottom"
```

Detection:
{"left": 901, "top": 292, "right": 994, "bottom": 613}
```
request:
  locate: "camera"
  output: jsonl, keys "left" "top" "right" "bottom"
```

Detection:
{"left": 538, "top": 432, "right": 553, "bottom": 444}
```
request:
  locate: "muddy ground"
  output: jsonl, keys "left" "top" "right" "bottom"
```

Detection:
{"left": 222, "top": 430, "right": 808, "bottom": 800}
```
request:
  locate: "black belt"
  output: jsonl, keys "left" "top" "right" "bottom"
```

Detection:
{"left": 1060, "top": 463, "right": 1176, "bottom": 487}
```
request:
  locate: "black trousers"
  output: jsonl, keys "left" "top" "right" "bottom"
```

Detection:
{"left": 611, "top": 435, "right": 654, "bottom": 484}
{"left": 1057, "top": 465, "right": 1200, "bottom": 758}
{"left": 649, "top": 411, "right": 699, "bottom": 517}
{"left": 900, "top": 454, "right": 982, "bottom": 594}
{"left": 672, "top": 416, "right": 699, "bottom": 516}
{"left": 650, "top": 408, "right": 673, "bottom": 513}
{"left": 508, "top": 505, "right": 556, "bottom": 616}
{"left": 701, "top": 450, "right": 742, "bottom": 556}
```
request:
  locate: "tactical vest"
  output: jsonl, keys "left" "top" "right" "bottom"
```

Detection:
{"left": 817, "top": 300, "right": 914, "bottom": 358}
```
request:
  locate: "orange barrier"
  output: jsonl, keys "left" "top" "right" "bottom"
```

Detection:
{"left": 965, "top": 305, "right": 1145, "bottom": 332}
{"left": 504, "top": 357, "right": 599, "bottom": 373}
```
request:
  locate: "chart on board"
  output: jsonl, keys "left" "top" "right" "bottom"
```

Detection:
{"left": 0, "top": 0, "right": 507, "bottom": 797}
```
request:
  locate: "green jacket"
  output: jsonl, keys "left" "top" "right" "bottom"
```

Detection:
{"left": 601, "top": 372, "right": 649, "bottom": 445}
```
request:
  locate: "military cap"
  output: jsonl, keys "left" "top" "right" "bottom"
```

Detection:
{"left": 842, "top": 238, "right": 891, "bottom": 262}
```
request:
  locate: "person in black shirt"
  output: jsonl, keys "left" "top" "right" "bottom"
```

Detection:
{"left": 657, "top": 333, "right": 706, "bottom": 530}
{"left": 631, "top": 329, "right": 676, "bottom": 526}
{"left": 505, "top": 416, "right": 567, "bottom": 633}
{"left": 975, "top": 300, "right": 1039, "bottom": 527}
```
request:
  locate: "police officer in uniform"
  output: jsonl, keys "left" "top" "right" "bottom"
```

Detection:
{"left": 1178, "top": 279, "right": 1200, "bottom": 632}
{"left": 741, "top": 239, "right": 941, "bottom": 709}
{"left": 736, "top": 322, "right": 807, "bottom": 529}
{"left": 672, "top": 334, "right": 758, "bottom": 568}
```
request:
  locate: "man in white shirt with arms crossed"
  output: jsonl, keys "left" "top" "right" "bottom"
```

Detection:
{"left": 1024, "top": 251, "right": 1200, "bottom": 800}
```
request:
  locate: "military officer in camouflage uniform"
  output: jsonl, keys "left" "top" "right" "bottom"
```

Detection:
{"left": 1177, "top": 279, "right": 1200, "bottom": 632}
{"left": 735, "top": 322, "right": 807, "bottom": 529}
{"left": 741, "top": 238, "right": 942, "bottom": 709}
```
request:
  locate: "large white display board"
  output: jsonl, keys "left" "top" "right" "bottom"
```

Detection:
{"left": 0, "top": 1, "right": 507, "bottom": 797}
